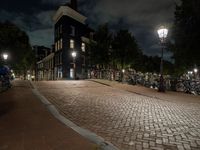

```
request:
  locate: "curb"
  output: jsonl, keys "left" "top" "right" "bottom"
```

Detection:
{"left": 89, "top": 79, "right": 163, "bottom": 100}
{"left": 88, "top": 79, "right": 111, "bottom": 87}
{"left": 31, "top": 81, "right": 119, "bottom": 150}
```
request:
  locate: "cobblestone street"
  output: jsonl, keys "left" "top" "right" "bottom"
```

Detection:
{"left": 35, "top": 80, "right": 200, "bottom": 150}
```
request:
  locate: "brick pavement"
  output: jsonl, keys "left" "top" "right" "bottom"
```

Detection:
{"left": 35, "top": 80, "right": 200, "bottom": 150}
{"left": 0, "top": 80, "right": 98, "bottom": 150}
{"left": 89, "top": 79, "right": 200, "bottom": 103}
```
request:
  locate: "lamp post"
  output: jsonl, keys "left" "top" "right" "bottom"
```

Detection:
{"left": 194, "top": 68, "right": 198, "bottom": 80}
{"left": 157, "top": 26, "right": 168, "bottom": 92}
{"left": 71, "top": 51, "right": 77, "bottom": 80}
{"left": 122, "top": 69, "right": 125, "bottom": 83}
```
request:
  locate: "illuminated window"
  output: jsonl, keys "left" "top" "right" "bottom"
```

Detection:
{"left": 81, "top": 43, "right": 85, "bottom": 52}
{"left": 70, "top": 39, "right": 74, "bottom": 49}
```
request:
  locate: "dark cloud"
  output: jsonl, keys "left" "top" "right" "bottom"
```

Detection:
{"left": 80, "top": 0, "right": 178, "bottom": 59}
{"left": 0, "top": 9, "right": 54, "bottom": 47}
{"left": 0, "top": 0, "right": 181, "bottom": 60}
{"left": 41, "top": 0, "right": 69, "bottom": 5}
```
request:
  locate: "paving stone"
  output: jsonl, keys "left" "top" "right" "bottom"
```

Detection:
{"left": 35, "top": 80, "right": 200, "bottom": 150}
{"left": 150, "top": 141, "right": 156, "bottom": 147}
{"left": 143, "top": 142, "right": 149, "bottom": 149}
{"left": 135, "top": 144, "right": 142, "bottom": 150}
{"left": 177, "top": 145, "right": 185, "bottom": 150}
{"left": 156, "top": 139, "right": 163, "bottom": 144}
{"left": 183, "top": 143, "right": 191, "bottom": 149}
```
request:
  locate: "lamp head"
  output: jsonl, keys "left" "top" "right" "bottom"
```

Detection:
{"left": 71, "top": 51, "right": 77, "bottom": 58}
{"left": 194, "top": 68, "right": 198, "bottom": 73}
{"left": 2, "top": 53, "right": 8, "bottom": 60}
{"left": 157, "top": 26, "right": 168, "bottom": 39}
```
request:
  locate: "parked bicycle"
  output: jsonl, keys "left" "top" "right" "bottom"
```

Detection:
{"left": 176, "top": 79, "right": 200, "bottom": 95}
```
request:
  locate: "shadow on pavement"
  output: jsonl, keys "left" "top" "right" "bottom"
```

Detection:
{"left": 0, "top": 100, "right": 15, "bottom": 117}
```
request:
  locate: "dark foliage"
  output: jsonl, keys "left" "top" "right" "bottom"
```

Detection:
{"left": 0, "top": 21, "right": 34, "bottom": 74}
{"left": 172, "top": 0, "right": 200, "bottom": 72}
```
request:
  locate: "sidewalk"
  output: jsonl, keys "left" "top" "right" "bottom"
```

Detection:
{"left": 89, "top": 79, "right": 200, "bottom": 103}
{"left": 0, "top": 80, "right": 98, "bottom": 150}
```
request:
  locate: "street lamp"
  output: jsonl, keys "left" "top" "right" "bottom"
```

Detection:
{"left": 2, "top": 53, "right": 8, "bottom": 60}
{"left": 194, "top": 68, "right": 198, "bottom": 80}
{"left": 122, "top": 69, "right": 125, "bottom": 83}
{"left": 157, "top": 26, "right": 168, "bottom": 92}
{"left": 194, "top": 68, "right": 198, "bottom": 73}
{"left": 122, "top": 69, "right": 125, "bottom": 73}
{"left": 71, "top": 51, "right": 77, "bottom": 79}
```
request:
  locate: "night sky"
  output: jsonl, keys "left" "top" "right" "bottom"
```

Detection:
{"left": 0, "top": 0, "right": 181, "bottom": 60}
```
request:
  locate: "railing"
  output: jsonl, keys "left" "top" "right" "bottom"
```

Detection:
{"left": 88, "top": 69, "right": 200, "bottom": 95}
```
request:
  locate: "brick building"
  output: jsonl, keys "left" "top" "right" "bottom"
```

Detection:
{"left": 35, "top": 0, "right": 94, "bottom": 80}
{"left": 52, "top": 0, "right": 94, "bottom": 79}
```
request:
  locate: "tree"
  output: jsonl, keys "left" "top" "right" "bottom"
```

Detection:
{"left": 112, "top": 29, "right": 142, "bottom": 69}
{"left": 172, "top": 0, "right": 200, "bottom": 72}
{"left": 0, "top": 21, "right": 34, "bottom": 77}
{"left": 89, "top": 23, "right": 112, "bottom": 69}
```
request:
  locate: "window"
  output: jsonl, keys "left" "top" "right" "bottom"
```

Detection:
{"left": 56, "top": 27, "right": 59, "bottom": 38}
{"left": 70, "top": 26, "right": 75, "bottom": 36}
{"left": 55, "top": 29, "right": 57, "bottom": 38}
{"left": 60, "top": 24, "right": 62, "bottom": 33}
{"left": 58, "top": 66, "right": 62, "bottom": 78}
{"left": 70, "top": 39, "right": 74, "bottom": 49}
{"left": 56, "top": 54, "right": 59, "bottom": 65}
{"left": 56, "top": 41, "right": 58, "bottom": 51}
{"left": 59, "top": 52, "right": 62, "bottom": 64}
{"left": 90, "top": 32, "right": 94, "bottom": 39}
{"left": 81, "top": 43, "right": 85, "bottom": 52}
{"left": 57, "top": 40, "right": 60, "bottom": 50}
{"left": 58, "top": 54, "right": 60, "bottom": 64}
{"left": 60, "top": 38, "right": 63, "bottom": 49}
{"left": 51, "top": 59, "right": 53, "bottom": 68}
{"left": 82, "top": 55, "right": 85, "bottom": 65}
{"left": 55, "top": 42, "right": 57, "bottom": 51}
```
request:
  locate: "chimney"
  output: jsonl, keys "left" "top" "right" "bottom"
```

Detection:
{"left": 71, "top": 0, "right": 77, "bottom": 11}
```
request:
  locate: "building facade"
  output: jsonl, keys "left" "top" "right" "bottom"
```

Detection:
{"left": 33, "top": 46, "right": 53, "bottom": 80}
{"left": 34, "top": 0, "right": 93, "bottom": 81}
{"left": 52, "top": 0, "right": 93, "bottom": 79}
